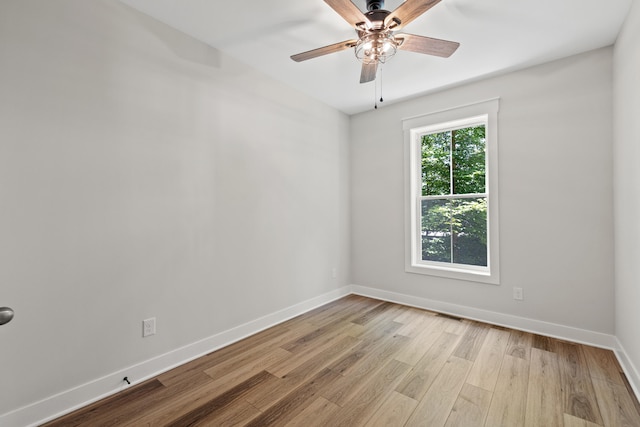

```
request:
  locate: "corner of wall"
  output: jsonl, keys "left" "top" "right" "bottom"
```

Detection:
{"left": 615, "top": 338, "right": 640, "bottom": 402}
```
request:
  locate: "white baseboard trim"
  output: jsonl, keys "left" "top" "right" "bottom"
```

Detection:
{"left": 614, "top": 338, "right": 640, "bottom": 403}
{"left": 352, "top": 285, "right": 640, "bottom": 403}
{"left": 0, "top": 286, "right": 352, "bottom": 427}
{"left": 350, "top": 285, "right": 618, "bottom": 350}
{"left": 4, "top": 284, "right": 636, "bottom": 426}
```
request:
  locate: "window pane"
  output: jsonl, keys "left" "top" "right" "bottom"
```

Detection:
{"left": 421, "top": 132, "right": 450, "bottom": 196}
{"left": 452, "top": 126, "right": 485, "bottom": 194}
{"left": 421, "top": 199, "right": 451, "bottom": 263}
{"left": 451, "top": 198, "right": 487, "bottom": 266}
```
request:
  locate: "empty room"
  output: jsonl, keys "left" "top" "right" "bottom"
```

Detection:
{"left": 1, "top": 0, "right": 639, "bottom": 426}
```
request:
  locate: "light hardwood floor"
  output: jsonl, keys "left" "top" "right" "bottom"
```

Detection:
{"left": 43, "top": 296, "right": 640, "bottom": 426}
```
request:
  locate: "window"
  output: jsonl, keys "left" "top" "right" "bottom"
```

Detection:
{"left": 404, "top": 99, "right": 499, "bottom": 284}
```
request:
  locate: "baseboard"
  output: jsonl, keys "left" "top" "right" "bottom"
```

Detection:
{"left": 615, "top": 338, "right": 640, "bottom": 403}
{"left": 4, "top": 284, "right": 634, "bottom": 426}
{"left": 353, "top": 285, "right": 640, "bottom": 403}
{"left": 350, "top": 285, "right": 618, "bottom": 349}
{"left": 0, "top": 286, "right": 352, "bottom": 427}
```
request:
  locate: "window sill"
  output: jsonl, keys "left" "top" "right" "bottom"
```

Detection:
{"left": 405, "top": 262, "right": 500, "bottom": 285}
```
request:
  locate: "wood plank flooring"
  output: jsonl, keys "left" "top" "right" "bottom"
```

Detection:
{"left": 43, "top": 296, "right": 640, "bottom": 427}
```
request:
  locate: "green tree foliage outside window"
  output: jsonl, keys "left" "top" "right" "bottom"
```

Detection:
{"left": 420, "top": 125, "right": 487, "bottom": 266}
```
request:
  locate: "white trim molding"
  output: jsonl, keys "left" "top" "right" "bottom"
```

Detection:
{"left": 350, "top": 285, "right": 617, "bottom": 349}
{"left": 350, "top": 285, "right": 640, "bottom": 401}
{"left": 350, "top": 285, "right": 640, "bottom": 403}
{"left": 0, "top": 287, "right": 352, "bottom": 427}
{"left": 615, "top": 338, "right": 640, "bottom": 402}
{"left": 404, "top": 98, "right": 501, "bottom": 285}
{"left": 4, "top": 284, "right": 638, "bottom": 427}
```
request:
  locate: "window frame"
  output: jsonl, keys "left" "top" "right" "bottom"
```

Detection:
{"left": 403, "top": 98, "right": 500, "bottom": 284}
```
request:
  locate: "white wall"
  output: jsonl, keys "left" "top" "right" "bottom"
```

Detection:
{"left": 351, "top": 48, "right": 614, "bottom": 335}
{"left": 0, "top": 0, "right": 350, "bottom": 420}
{"left": 1, "top": 0, "right": 633, "bottom": 423}
{"left": 613, "top": 0, "right": 640, "bottom": 392}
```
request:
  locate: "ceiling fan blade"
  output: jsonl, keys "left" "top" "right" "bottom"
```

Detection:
{"left": 360, "top": 62, "right": 378, "bottom": 83}
{"left": 385, "top": 0, "right": 442, "bottom": 30}
{"left": 396, "top": 33, "right": 459, "bottom": 58}
{"left": 291, "top": 39, "right": 357, "bottom": 62}
{"left": 324, "top": 0, "right": 371, "bottom": 29}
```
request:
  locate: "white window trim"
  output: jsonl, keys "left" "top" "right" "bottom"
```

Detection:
{"left": 403, "top": 98, "right": 500, "bottom": 285}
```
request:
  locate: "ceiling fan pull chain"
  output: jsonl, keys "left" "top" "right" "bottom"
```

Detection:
{"left": 374, "top": 68, "right": 378, "bottom": 109}
{"left": 374, "top": 65, "right": 383, "bottom": 109}
{"left": 379, "top": 66, "right": 384, "bottom": 103}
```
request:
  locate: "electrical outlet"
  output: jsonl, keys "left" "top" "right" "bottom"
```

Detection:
{"left": 513, "top": 287, "right": 524, "bottom": 301}
{"left": 143, "top": 317, "right": 156, "bottom": 337}
{"left": 331, "top": 267, "right": 337, "bottom": 278}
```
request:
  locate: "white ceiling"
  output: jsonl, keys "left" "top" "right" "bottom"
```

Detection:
{"left": 119, "top": 0, "right": 631, "bottom": 115}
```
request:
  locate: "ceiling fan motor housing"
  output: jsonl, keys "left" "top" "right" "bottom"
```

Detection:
{"left": 366, "top": 0, "right": 384, "bottom": 11}
{"left": 360, "top": 9, "right": 390, "bottom": 32}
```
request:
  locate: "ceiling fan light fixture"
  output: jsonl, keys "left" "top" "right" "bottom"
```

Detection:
{"left": 355, "top": 32, "right": 397, "bottom": 64}
{"left": 290, "top": 0, "right": 460, "bottom": 86}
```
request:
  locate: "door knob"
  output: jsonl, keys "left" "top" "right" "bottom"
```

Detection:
{"left": 0, "top": 307, "right": 14, "bottom": 325}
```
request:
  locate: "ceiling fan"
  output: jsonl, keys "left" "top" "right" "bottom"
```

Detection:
{"left": 291, "top": 0, "right": 460, "bottom": 84}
